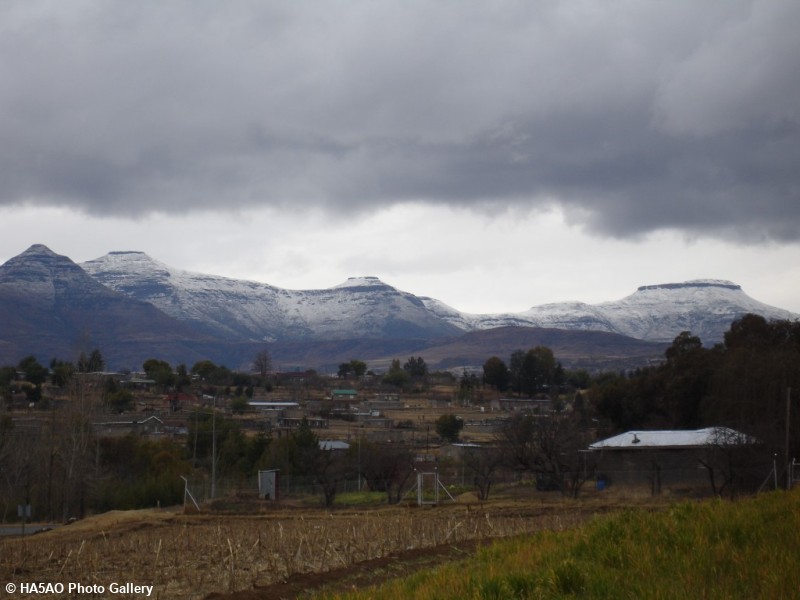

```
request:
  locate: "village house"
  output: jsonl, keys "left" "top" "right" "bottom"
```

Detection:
{"left": 92, "top": 415, "right": 165, "bottom": 437}
{"left": 330, "top": 389, "right": 359, "bottom": 403}
{"left": 588, "top": 427, "right": 760, "bottom": 496}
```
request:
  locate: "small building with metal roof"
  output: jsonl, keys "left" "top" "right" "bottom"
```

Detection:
{"left": 588, "top": 427, "right": 760, "bottom": 496}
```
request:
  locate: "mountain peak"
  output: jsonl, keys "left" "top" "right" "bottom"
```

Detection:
{"left": 333, "top": 276, "right": 390, "bottom": 289}
{"left": 3, "top": 244, "right": 81, "bottom": 274}
{"left": 24, "top": 243, "right": 53, "bottom": 252}
{"left": 19, "top": 244, "right": 61, "bottom": 258}
{"left": 90, "top": 250, "right": 164, "bottom": 267}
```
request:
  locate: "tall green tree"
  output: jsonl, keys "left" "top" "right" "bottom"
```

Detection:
{"left": 338, "top": 359, "right": 367, "bottom": 379}
{"left": 50, "top": 358, "right": 75, "bottom": 388}
{"left": 403, "top": 356, "right": 428, "bottom": 379}
{"left": 509, "top": 346, "right": 558, "bottom": 396}
{"left": 483, "top": 356, "right": 510, "bottom": 391}
{"left": 143, "top": 358, "right": 176, "bottom": 389}
{"left": 383, "top": 359, "right": 410, "bottom": 389}
{"left": 435, "top": 414, "right": 464, "bottom": 443}
{"left": 18, "top": 356, "right": 47, "bottom": 386}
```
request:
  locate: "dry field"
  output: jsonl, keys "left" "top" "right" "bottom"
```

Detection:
{"left": 1, "top": 491, "right": 666, "bottom": 600}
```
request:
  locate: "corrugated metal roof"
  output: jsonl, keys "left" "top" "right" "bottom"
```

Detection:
{"left": 589, "top": 427, "right": 753, "bottom": 450}
{"left": 319, "top": 440, "right": 350, "bottom": 451}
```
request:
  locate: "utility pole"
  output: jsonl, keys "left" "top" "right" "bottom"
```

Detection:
{"left": 786, "top": 387, "right": 792, "bottom": 490}
{"left": 211, "top": 397, "right": 217, "bottom": 499}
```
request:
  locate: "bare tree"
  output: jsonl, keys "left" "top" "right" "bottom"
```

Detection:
{"left": 56, "top": 374, "right": 102, "bottom": 519}
{"left": 360, "top": 442, "right": 415, "bottom": 504}
{"left": 496, "top": 412, "right": 596, "bottom": 498}
{"left": 253, "top": 349, "right": 272, "bottom": 388}
{"left": 698, "top": 426, "right": 763, "bottom": 499}
{"left": 0, "top": 421, "right": 42, "bottom": 523}
{"left": 461, "top": 444, "right": 504, "bottom": 501}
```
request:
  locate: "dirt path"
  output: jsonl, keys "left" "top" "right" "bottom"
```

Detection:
{"left": 204, "top": 539, "right": 490, "bottom": 600}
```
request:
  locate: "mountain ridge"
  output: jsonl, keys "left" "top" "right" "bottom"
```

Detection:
{"left": 0, "top": 245, "right": 224, "bottom": 368}
{"left": 1, "top": 244, "right": 798, "bottom": 370}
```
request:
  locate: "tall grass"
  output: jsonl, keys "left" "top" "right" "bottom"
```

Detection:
{"left": 319, "top": 490, "right": 800, "bottom": 599}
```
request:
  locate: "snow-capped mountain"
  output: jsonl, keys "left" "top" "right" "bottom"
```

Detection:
{"left": 81, "top": 252, "right": 463, "bottom": 342}
{"left": 421, "top": 280, "right": 797, "bottom": 343}
{"left": 0, "top": 245, "right": 218, "bottom": 368}
{"left": 3, "top": 244, "right": 798, "bottom": 371}
{"left": 81, "top": 250, "right": 798, "bottom": 346}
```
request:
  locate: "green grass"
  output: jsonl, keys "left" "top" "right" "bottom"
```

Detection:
{"left": 316, "top": 490, "right": 800, "bottom": 599}
{"left": 333, "top": 490, "right": 389, "bottom": 506}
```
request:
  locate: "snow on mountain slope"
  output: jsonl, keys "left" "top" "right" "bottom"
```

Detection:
{"left": 82, "top": 251, "right": 300, "bottom": 341}
{"left": 420, "top": 279, "right": 798, "bottom": 343}
{"left": 82, "top": 254, "right": 462, "bottom": 341}
{"left": 83, "top": 251, "right": 798, "bottom": 346}
{"left": 596, "top": 280, "right": 798, "bottom": 342}
{"left": 0, "top": 245, "right": 215, "bottom": 369}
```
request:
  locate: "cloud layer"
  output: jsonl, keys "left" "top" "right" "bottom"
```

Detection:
{"left": 2, "top": 0, "right": 799, "bottom": 241}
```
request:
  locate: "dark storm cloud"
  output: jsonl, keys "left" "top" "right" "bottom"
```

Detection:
{"left": 1, "top": 0, "right": 798, "bottom": 241}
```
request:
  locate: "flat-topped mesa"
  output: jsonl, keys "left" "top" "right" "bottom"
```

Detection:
{"left": 333, "top": 276, "right": 392, "bottom": 289}
{"left": 637, "top": 280, "right": 742, "bottom": 292}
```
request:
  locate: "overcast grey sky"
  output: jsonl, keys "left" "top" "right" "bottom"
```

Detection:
{"left": 1, "top": 1, "right": 799, "bottom": 314}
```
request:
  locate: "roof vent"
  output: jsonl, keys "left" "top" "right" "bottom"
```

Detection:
{"left": 632, "top": 434, "right": 641, "bottom": 444}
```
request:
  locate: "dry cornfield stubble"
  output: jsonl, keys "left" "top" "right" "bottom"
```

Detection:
{"left": 0, "top": 499, "right": 611, "bottom": 599}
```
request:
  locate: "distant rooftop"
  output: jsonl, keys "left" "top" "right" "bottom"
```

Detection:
{"left": 589, "top": 427, "right": 754, "bottom": 450}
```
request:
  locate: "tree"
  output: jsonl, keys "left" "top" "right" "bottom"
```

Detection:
{"left": 175, "top": 364, "right": 191, "bottom": 390}
{"left": 57, "top": 375, "right": 102, "bottom": 518}
{"left": 18, "top": 356, "right": 47, "bottom": 386}
{"left": 290, "top": 418, "right": 321, "bottom": 476}
{"left": 230, "top": 396, "right": 249, "bottom": 415}
{"left": 143, "top": 358, "right": 175, "bottom": 389}
{"left": 77, "top": 349, "right": 105, "bottom": 373}
{"left": 509, "top": 346, "right": 560, "bottom": 397}
{"left": 435, "top": 414, "right": 464, "bottom": 443}
{"left": 191, "top": 360, "right": 233, "bottom": 385}
{"left": 95, "top": 436, "right": 189, "bottom": 510}
{"left": 532, "top": 413, "right": 597, "bottom": 498}
{"left": 253, "top": 349, "right": 272, "bottom": 387}
{"left": 383, "top": 359, "right": 410, "bottom": 389}
{"left": 497, "top": 413, "right": 539, "bottom": 476}
{"left": 697, "top": 427, "right": 763, "bottom": 499}
{"left": 665, "top": 331, "right": 703, "bottom": 362}
{"left": 359, "top": 441, "right": 415, "bottom": 504}
{"left": 403, "top": 356, "right": 428, "bottom": 379}
{"left": 461, "top": 445, "right": 504, "bottom": 501}
{"left": 458, "top": 370, "right": 481, "bottom": 404}
{"left": 287, "top": 418, "right": 344, "bottom": 507}
{"left": 191, "top": 360, "right": 218, "bottom": 381}
{"left": 338, "top": 359, "right": 367, "bottom": 379}
{"left": 483, "top": 356, "right": 510, "bottom": 391}
{"left": 17, "top": 356, "right": 47, "bottom": 401}
{"left": 709, "top": 315, "right": 800, "bottom": 470}
{"left": 496, "top": 412, "right": 595, "bottom": 497}
{"left": 50, "top": 358, "right": 75, "bottom": 388}
{"left": 107, "top": 389, "right": 134, "bottom": 413}
{"left": 660, "top": 332, "right": 718, "bottom": 428}
{"left": 509, "top": 350, "right": 526, "bottom": 395}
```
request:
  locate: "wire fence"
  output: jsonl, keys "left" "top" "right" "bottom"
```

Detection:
{"left": 181, "top": 460, "right": 777, "bottom": 508}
